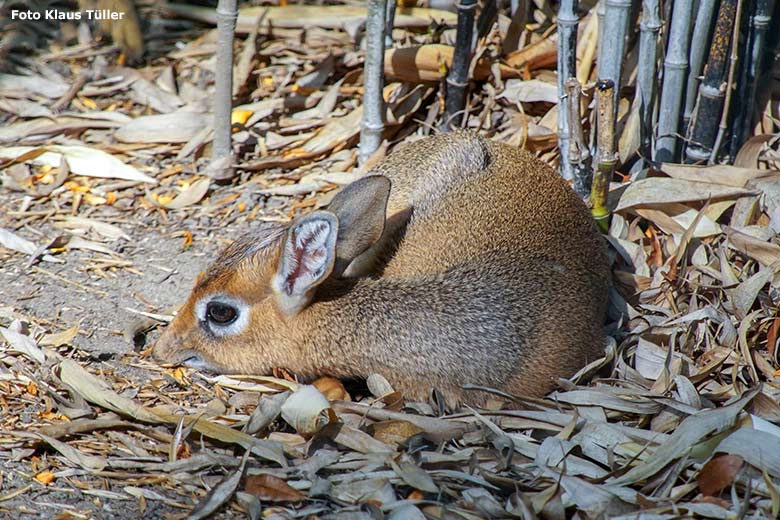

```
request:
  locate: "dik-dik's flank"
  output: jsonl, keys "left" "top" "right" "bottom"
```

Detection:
{"left": 154, "top": 133, "right": 610, "bottom": 405}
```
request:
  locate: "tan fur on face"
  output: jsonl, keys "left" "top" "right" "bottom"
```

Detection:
{"left": 153, "top": 133, "right": 610, "bottom": 406}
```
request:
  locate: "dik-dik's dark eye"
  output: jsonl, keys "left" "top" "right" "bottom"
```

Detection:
{"left": 206, "top": 302, "right": 237, "bottom": 325}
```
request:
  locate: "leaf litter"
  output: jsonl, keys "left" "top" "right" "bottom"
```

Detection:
{"left": 1, "top": 2, "right": 780, "bottom": 520}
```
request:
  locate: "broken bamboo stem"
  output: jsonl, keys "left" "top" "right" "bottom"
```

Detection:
{"left": 565, "top": 78, "right": 591, "bottom": 198}
{"left": 593, "top": 79, "right": 615, "bottom": 233}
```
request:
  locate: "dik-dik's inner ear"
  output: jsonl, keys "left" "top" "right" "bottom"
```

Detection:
{"left": 326, "top": 175, "right": 390, "bottom": 276}
{"left": 272, "top": 212, "right": 338, "bottom": 316}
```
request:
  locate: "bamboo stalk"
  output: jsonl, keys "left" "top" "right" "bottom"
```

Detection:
{"left": 596, "top": 0, "right": 632, "bottom": 116}
{"left": 731, "top": 0, "right": 775, "bottom": 155}
{"left": 359, "top": 0, "right": 387, "bottom": 166}
{"left": 654, "top": 0, "right": 695, "bottom": 163}
{"left": 556, "top": 0, "right": 579, "bottom": 182}
{"left": 443, "top": 0, "right": 477, "bottom": 131}
{"left": 565, "top": 78, "right": 591, "bottom": 197}
{"left": 636, "top": 0, "right": 662, "bottom": 163}
{"left": 385, "top": 0, "right": 397, "bottom": 48}
{"left": 593, "top": 79, "right": 615, "bottom": 233}
{"left": 210, "top": 0, "right": 238, "bottom": 180}
{"left": 477, "top": 0, "right": 498, "bottom": 39}
{"left": 710, "top": 0, "right": 744, "bottom": 163}
{"left": 685, "top": 0, "right": 737, "bottom": 162}
{"left": 682, "top": 0, "right": 719, "bottom": 134}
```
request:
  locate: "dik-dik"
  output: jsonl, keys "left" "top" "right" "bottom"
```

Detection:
{"left": 153, "top": 133, "right": 610, "bottom": 405}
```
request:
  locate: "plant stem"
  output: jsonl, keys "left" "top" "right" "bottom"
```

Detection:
{"left": 211, "top": 0, "right": 238, "bottom": 179}
{"left": 686, "top": 0, "right": 737, "bottom": 162}
{"left": 444, "top": 0, "right": 477, "bottom": 131}
{"left": 731, "top": 0, "right": 775, "bottom": 155}
{"left": 654, "top": 0, "right": 695, "bottom": 163}
{"left": 557, "top": 0, "right": 579, "bottom": 182}
{"left": 385, "top": 0, "right": 397, "bottom": 48}
{"left": 597, "top": 0, "right": 632, "bottom": 118}
{"left": 593, "top": 79, "right": 615, "bottom": 233}
{"left": 709, "top": 0, "right": 744, "bottom": 163}
{"left": 637, "top": 0, "right": 661, "bottom": 163}
{"left": 359, "top": 0, "right": 387, "bottom": 166}
{"left": 683, "top": 0, "right": 718, "bottom": 134}
{"left": 565, "top": 78, "right": 591, "bottom": 197}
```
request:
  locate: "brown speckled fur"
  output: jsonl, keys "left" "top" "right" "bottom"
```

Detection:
{"left": 154, "top": 133, "right": 610, "bottom": 405}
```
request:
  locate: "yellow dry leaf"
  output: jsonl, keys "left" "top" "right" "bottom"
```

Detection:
{"left": 79, "top": 97, "right": 98, "bottom": 110}
{"left": 39, "top": 411, "right": 59, "bottom": 421}
{"left": 181, "top": 231, "right": 193, "bottom": 248}
{"left": 64, "top": 181, "right": 90, "bottom": 193}
{"left": 83, "top": 193, "right": 107, "bottom": 206}
{"left": 156, "top": 194, "right": 175, "bottom": 206}
{"left": 35, "top": 472, "right": 56, "bottom": 485}
{"left": 232, "top": 109, "right": 253, "bottom": 126}
{"left": 105, "top": 192, "right": 117, "bottom": 205}
{"left": 262, "top": 77, "right": 275, "bottom": 88}
{"left": 237, "top": 202, "right": 247, "bottom": 212}
{"left": 166, "top": 367, "right": 188, "bottom": 385}
{"left": 26, "top": 381, "right": 38, "bottom": 396}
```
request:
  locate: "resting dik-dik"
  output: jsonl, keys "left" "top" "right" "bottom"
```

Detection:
{"left": 153, "top": 133, "right": 610, "bottom": 405}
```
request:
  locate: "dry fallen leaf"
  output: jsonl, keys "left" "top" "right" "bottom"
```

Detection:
{"left": 244, "top": 474, "right": 305, "bottom": 502}
{"left": 697, "top": 454, "right": 744, "bottom": 496}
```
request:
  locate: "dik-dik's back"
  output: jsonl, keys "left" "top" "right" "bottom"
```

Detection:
{"left": 153, "top": 133, "right": 610, "bottom": 405}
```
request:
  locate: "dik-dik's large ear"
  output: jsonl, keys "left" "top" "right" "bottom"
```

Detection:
{"left": 326, "top": 176, "right": 390, "bottom": 275}
{"left": 272, "top": 212, "right": 338, "bottom": 316}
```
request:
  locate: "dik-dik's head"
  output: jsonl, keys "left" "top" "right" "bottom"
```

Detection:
{"left": 153, "top": 176, "right": 390, "bottom": 374}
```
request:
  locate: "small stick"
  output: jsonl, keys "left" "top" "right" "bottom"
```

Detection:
{"left": 51, "top": 72, "right": 89, "bottom": 112}
{"left": 592, "top": 79, "right": 616, "bottom": 233}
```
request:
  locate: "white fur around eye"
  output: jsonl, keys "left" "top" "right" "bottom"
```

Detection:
{"left": 194, "top": 294, "right": 249, "bottom": 337}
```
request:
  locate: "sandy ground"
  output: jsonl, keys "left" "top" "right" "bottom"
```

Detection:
{"left": 0, "top": 195, "right": 253, "bottom": 519}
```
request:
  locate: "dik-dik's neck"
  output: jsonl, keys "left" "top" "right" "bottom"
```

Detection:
{"left": 293, "top": 277, "right": 414, "bottom": 379}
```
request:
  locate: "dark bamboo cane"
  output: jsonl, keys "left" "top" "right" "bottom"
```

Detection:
{"left": 593, "top": 79, "right": 615, "bottom": 233}
{"left": 444, "top": 0, "right": 477, "bottom": 131}
{"left": 385, "top": 0, "right": 397, "bottom": 48}
{"left": 685, "top": 0, "right": 737, "bottom": 162}
{"left": 731, "top": 0, "right": 775, "bottom": 156}
{"left": 710, "top": 0, "right": 744, "bottom": 162}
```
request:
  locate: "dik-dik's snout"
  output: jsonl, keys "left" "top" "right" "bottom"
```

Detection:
{"left": 153, "top": 328, "right": 210, "bottom": 371}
